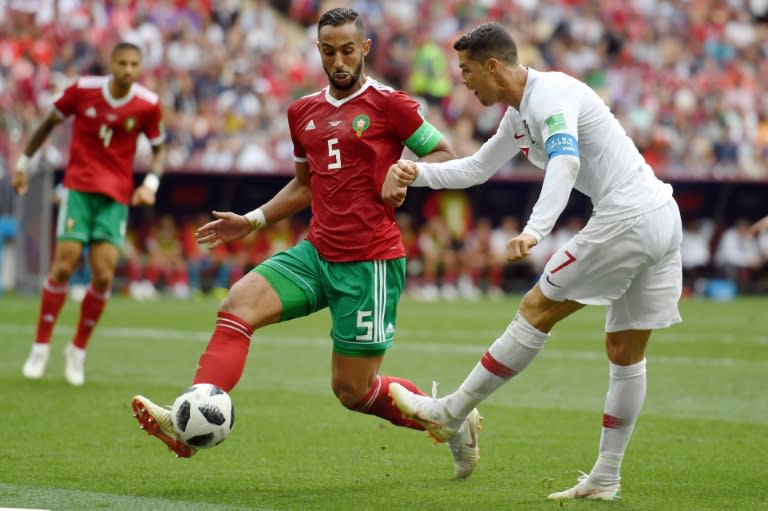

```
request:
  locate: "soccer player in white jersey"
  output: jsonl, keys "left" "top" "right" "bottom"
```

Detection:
{"left": 383, "top": 22, "right": 683, "bottom": 500}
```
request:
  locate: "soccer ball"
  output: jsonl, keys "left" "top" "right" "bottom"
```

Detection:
{"left": 171, "top": 384, "right": 235, "bottom": 449}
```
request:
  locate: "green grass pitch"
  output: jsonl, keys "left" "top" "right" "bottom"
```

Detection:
{"left": 0, "top": 293, "right": 766, "bottom": 510}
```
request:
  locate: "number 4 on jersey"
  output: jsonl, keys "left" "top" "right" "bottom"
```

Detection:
{"left": 99, "top": 124, "right": 113, "bottom": 148}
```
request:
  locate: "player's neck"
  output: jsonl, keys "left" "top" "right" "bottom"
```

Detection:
{"left": 499, "top": 65, "right": 528, "bottom": 111}
{"left": 108, "top": 77, "right": 132, "bottom": 99}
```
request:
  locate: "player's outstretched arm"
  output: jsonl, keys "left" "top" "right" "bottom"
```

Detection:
{"left": 196, "top": 162, "right": 313, "bottom": 249}
{"left": 749, "top": 216, "right": 768, "bottom": 237}
{"left": 13, "top": 111, "right": 62, "bottom": 196}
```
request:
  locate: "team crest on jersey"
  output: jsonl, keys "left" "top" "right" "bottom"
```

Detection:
{"left": 124, "top": 117, "right": 136, "bottom": 132}
{"left": 352, "top": 114, "right": 370, "bottom": 138}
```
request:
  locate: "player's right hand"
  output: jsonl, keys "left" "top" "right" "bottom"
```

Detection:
{"left": 12, "top": 171, "right": 28, "bottom": 195}
{"left": 195, "top": 211, "right": 252, "bottom": 249}
{"left": 389, "top": 160, "right": 419, "bottom": 187}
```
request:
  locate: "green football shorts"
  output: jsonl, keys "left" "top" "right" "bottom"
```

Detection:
{"left": 56, "top": 189, "right": 128, "bottom": 248}
{"left": 253, "top": 240, "right": 406, "bottom": 357}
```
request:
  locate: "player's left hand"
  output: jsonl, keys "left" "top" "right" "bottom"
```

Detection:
{"left": 506, "top": 233, "right": 538, "bottom": 262}
{"left": 131, "top": 185, "right": 156, "bottom": 206}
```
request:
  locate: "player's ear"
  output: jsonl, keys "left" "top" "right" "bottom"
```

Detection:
{"left": 362, "top": 38, "right": 371, "bottom": 56}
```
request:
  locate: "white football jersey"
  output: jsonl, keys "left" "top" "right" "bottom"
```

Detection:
{"left": 413, "top": 68, "right": 673, "bottom": 240}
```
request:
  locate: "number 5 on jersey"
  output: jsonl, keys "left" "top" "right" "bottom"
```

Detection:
{"left": 327, "top": 138, "right": 341, "bottom": 169}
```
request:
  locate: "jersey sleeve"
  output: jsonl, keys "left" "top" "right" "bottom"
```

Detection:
{"left": 412, "top": 109, "right": 520, "bottom": 188}
{"left": 523, "top": 96, "right": 582, "bottom": 241}
{"left": 143, "top": 103, "right": 166, "bottom": 146}
{"left": 287, "top": 103, "right": 307, "bottom": 161}
{"left": 534, "top": 102, "right": 580, "bottom": 161}
{"left": 53, "top": 81, "right": 79, "bottom": 118}
{"left": 387, "top": 91, "right": 443, "bottom": 157}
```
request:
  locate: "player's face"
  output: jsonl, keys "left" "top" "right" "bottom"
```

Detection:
{"left": 317, "top": 22, "right": 370, "bottom": 96}
{"left": 110, "top": 49, "right": 142, "bottom": 88}
{"left": 457, "top": 50, "right": 496, "bottom": 106}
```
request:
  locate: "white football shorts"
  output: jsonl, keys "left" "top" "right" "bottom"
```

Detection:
{"left": 539, "top": 199, "right": 683, "bottom": 332}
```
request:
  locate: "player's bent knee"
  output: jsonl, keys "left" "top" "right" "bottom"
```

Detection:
{"left": 332, "top": 381, "right": 366, "bottom": 409}
{"left": 605, "top": 330, "right": 651, "bottom": 364}
{"left": 519, "top": 285, "right": 584, "bottom": 333}
{"left": 219, "top": 274, "right": 282, "bottom": 328}
{"left": 518, "top": 288, "right": 556, "bottom": 331}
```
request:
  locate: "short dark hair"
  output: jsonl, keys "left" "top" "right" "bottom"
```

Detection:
{"left": 112, "top": 41, "right": 142, "bottom": 59}
{"left": 453, "top": 23, "right": 518, "bottom": 65}
{"left": 317, "top": 7, "right": 365, "bottom": 37}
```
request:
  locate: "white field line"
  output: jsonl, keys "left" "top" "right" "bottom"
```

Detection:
{"left": 1, "top": 323, "right": 766, "bottom": 369}
{"left": 0, "top": 484, "right": 268, "bottom": 511}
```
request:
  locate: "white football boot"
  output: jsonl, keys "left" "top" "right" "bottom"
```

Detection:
{"left": 131, "top": 395, "right": 196, "bottom": 458}
{"left": 64, "top": 343, "right": 86, "bottom": 386}
{"left": 389, "top": 382, "right": 482, "bottom": 478}
{"left": 448, "top": 408, "right": 482, "bottom": 479}
{"left": 547, "top": 472, "right": 621, "bottom": 500}
{"left": 22, "top": 342, "right": 50, "bottom": 379}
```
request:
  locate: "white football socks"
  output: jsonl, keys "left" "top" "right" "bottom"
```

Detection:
{"left": 589, "top": 358, "right": 647, "bottom": 486}
{"left": 444, "top": 313, "right": 549, "bottom": 421}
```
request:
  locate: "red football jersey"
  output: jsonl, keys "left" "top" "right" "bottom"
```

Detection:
{"left": 288, "top": 79, "right": 432, "bottom": 262}
{"left": 54, "top": 76, "right": 165, "bottom": 204}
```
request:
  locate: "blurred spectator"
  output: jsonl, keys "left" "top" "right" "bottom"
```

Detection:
{"left": 714, "top": 218, "right": 763, "bottom": 291}
{"left": 181, "top": 212, "right": 232, "bottom": 297}
{"left": 396, "top": 212, "right": 423, "bottom": 294}
{"left": 416, "top": 214, "right": 459, "bottom": 301}
{"left": 491, "top": 215, "right": 539, "bottom": 292}
{"left": 123, "top": 225, "right": 156, "bottom": 301}
{"left": 462, "top": 216, "right": 495, "bottom": 299}
{"left": 407, "top": 32, "right": 453, "bottom": 107}
{"left": 144, "top": 214, "right": 190, "bottom": 298}
{"left": 549, "top": 215, "right": 586, "bottom": 249}
{"left": 681, "top": 217, "right": 715, "bottom": 293}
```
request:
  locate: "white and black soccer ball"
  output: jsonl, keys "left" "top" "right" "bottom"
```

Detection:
{"left": 171, "top": 383, "right": 234, "bottom": 449}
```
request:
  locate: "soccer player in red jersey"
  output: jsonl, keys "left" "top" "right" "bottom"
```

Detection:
{"left": 131, "top": 7, "right": 482, "bottom": 479}
{"left": 13, "top": 42, "right": 166, "bottom": 386}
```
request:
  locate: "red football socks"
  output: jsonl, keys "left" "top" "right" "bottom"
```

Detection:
{"left": 34, "top": 278, "right": 68, "bottom": 344}
{"left": 72, "top": 285, "right": 110, "bottom": 349}
{"left": 352, "top": 376, "right": 426, "bottom": 430}
{"left": 193, "top": 312, "right": 253, "bottom": 392}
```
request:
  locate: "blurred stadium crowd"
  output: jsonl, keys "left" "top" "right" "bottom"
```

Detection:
{"left": 2, "top": 0, "right": 768, "bottom": 177}
{"left": 2, "top": 0, "right": 768, "bottom": 301}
